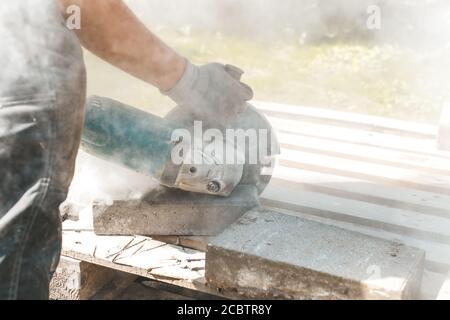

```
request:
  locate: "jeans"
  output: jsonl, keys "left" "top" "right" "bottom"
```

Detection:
{"left": 0, "top": 1, "right": 86, "bottom": 299}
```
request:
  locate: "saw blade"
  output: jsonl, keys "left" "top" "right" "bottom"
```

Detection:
{"left": 164, "top": 103, "right": 280, "bottom": 195}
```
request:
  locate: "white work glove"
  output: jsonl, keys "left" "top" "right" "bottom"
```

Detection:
{"left": 162, "top": 60, "right": 254, "bottom": 128}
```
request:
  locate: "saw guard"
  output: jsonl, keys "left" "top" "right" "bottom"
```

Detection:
{"left": 164, "top": 103, "right": 280, "bottom": 195}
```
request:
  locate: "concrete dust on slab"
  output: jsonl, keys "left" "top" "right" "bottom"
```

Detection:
{"left": 206, "top": 208, "right": 425, "bottom": 299}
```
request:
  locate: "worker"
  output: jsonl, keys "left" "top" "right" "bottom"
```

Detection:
{"left": 0, "top": 0, "right": 253, "bottom": 300}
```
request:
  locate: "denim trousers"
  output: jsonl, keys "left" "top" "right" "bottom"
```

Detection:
{"left": 0, "top": 1, "right": 86, "bottom": 299}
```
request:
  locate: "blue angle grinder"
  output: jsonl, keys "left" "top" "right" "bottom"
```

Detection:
{"left": 79, "top": 96, "right": 279, "bottom": 236}
{"left": 81, "top": 96, "right": 279, "bottom": 198}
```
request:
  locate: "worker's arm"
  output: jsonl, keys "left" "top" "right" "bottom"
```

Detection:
{"left": 57, "top": 0, "right": 185, "bottom": 90}
{"left": 57, "top": 0, "right": 253, "bottom": 126}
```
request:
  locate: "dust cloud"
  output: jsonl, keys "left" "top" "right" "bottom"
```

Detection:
{"left": 66, "top": 150, "right": 158, "bottom": 209}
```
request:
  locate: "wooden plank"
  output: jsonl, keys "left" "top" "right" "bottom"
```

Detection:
{"left": 62, "top": 232, "right": 204, "bottom": 280}
{"left": 50, "top": 256, "right": 131, "bottom": 300}
{"left": 255, "top": 101, "right": 436, "bottom": 138}
{"left": 271, "top": 166, "right": 450, "bottom": 219}
{"left": 115, "top": 281, "right": 191, "bottom": 300}
{"left": 60, "top": 231, "right": 230, "bottom": 298}
{"left": 261, "top": 182, "right": 450, "bottom": 245}
{"left": 267, "top": 117, "right": 450, "bottom": 160}
{"left": 137, "top": 279, "right": 222, "bottom": 300}
{"left": 279, "top": 148, "right": 450, "bottom": 196}
{"left": 278, "top": 132, "right": 450, "bottom": 176}
{"left": 438, "top": 104, "right": 450, "bottom": 151}
{"left": 152, "top": 236, "right": 209, "bottom": 252}
{"left": 90, "top": 273, "right": 138, "bottom": 300}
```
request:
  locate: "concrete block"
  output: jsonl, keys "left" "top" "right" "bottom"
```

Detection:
{"left": 66, "top": 151, "right": 259, "bottom": 236}
{"left": 206, "top": 209, "right": 425, "bottom": 300}
{"left": 50, "top": 256, "right": 133, "bottom": 300}
{"left": 93, "top": 185, "right": 259, "bottom": 236}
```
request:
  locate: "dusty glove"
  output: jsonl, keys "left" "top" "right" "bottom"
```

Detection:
{"left": 161, "top": 60, "right": 254, "bottom": 127}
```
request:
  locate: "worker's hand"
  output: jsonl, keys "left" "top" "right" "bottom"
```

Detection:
{"left": 162, "top": 61, "right": 254, "bottom": 127}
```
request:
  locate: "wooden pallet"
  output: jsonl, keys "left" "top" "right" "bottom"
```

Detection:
{"left": 61, "top": 101, "right": 450, "bottom": 299}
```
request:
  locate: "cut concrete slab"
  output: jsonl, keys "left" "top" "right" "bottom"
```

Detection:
{"left": 206, "top": 209, "right": 425, "bottom": 300}
{"left": 66, "top": 147, "right": 260, "bottom": 237}
{"left": 93, "top": 185, "right": 260, "bottom": 236}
